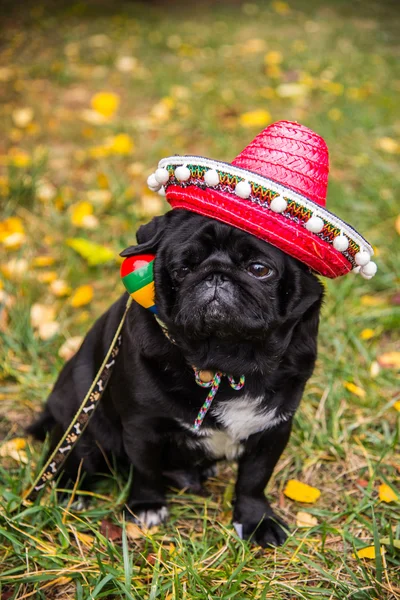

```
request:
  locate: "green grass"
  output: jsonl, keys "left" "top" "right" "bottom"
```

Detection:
{"left": 0, "top": 0, "right": 399, "bottom": 598}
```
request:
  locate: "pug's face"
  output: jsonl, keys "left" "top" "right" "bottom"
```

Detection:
{"left": 122, "top": 210, "right": 323, "bottom": 374}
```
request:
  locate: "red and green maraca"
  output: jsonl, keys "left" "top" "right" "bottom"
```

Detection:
{"left": 120, "top": 254, "right": 157, "bottom": 314}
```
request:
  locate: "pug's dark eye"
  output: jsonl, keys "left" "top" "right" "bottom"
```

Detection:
{"left": 174, "top": 266, "right": 191, "bottom": 281}
{"left": 247, "top": 263, "right": 273, "bottom": 279}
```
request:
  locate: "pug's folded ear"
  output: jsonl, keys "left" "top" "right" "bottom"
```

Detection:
{"left": 120, "top": 214, "right": 168, "bottom": 257}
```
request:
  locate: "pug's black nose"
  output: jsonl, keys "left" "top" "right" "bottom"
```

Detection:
{"left": 205, "top": 273, "right": 230, "bottom": 286}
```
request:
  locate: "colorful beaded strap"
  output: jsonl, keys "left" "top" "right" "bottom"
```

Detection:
{"left": 147, "top": 156, "right": 376, "bottom": 278}
{"left": 193, "top": 369, "right": 245, "bottom": 430}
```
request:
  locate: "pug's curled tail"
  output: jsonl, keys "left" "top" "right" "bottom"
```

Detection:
{"left": 26, "top": 407, "right": 55, "bottom": 441}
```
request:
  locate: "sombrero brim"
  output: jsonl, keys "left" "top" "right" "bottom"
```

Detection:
{"left": 147, "top": 156, "right": 375, "bottom": 279}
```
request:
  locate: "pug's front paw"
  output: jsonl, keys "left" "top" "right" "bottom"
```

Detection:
{"left": 236, "top": 514, "right": 289, "bottom": 547}
{"left": 124, "top": 503, "right": 169, "bottom": 528}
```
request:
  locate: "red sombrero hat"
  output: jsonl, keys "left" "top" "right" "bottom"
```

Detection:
{"left": 146, "top": 120, "right": 376, "bottom": 279}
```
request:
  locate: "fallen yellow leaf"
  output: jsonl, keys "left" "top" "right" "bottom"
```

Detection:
{"left": 272, "top": 1, "right": 290, "bottom": 14}
{"left": 37, "top": 321, "right": 60, "bottom": 340}
{"left": 66, "top": 238, "right": 115, "bottom": 266}
{"left": 296, "top": 511, "right": 318, "bottom": 527}
{"left": 0, "top": 217, "right": 25, "bottom": 245}
{"left": 150, "top": 97, "right": 175, "bottom": 123}
{"left": 70, "top": 284, "right": 94, "bottom": 308}
{"left": 239, "top": 109, "right": 271, "bottom": 128}
{"left": 37, "top": 270, "right": 57, "bottom": 284}
{"left": 353, "top": 545, "right": 385, "bottom": 560}
{"left": 376, "top": 137, "right": 400, "bottom": 154}
{"left": 360, "top": 328, "right": 375, "bottom": 340}
{"left": 264, "top": 51, "right": 283, "bottom": 65}
{"left": 32, "top": 255, "right": 56, "bottom": 267}
{"left": 91, "top": 92, "right": 120, "bottom": 118}
{"left": 50, "top": 279, "right": 71, "bottom": 297}
{"left": 0, "top": 438, "right": 28, "bottom": 463}
{"left": 58, "top": 336, "right": 83, "bottom": 361}
{"left": 283, "top": 480, "right": 321, "bottom": 503}
{"left": 30, "top": 303, "right": 56, "bottom": 329}
{"left": 70, "top": 201, "right": 96, "bottom": 228}
{"left": 108, "top": 133, "right": 134, "bottom": 155}
{"left": 377, "top": 352, "right": 400, "bottom": 369}
{"left": 12, "top": 107, "right": 34, "bottom": 128}
{"left": 344, "top": 382, "right": 366, "bottom": 399}
{"left": 75, "top": 531, "right": 95, "bottom": 547}
{"left": 379, "top": 483, "right": 398, "bottom": 503}
{"left": 395, "top": 215, "right": 400, "bottom": 235}
{"left": 1, "top": 258, "right": 28, "bottom": 279}
{"left": 276, "top": 83, "right": 308, "bottom": 98}
{"left": 126, "top": 522, "right": 145, "bottom": 540}
{"left": 360, "top": 295, "right": 386, "bottom": 307}
{"left": 8, "top": 149, "right": 31, "bottom": 167}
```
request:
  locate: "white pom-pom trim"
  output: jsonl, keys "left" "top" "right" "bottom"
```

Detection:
{"left": 155, "top": 168, "right": 170, "bottom": 185}
{"left": 158, "top": 186, "right": 166, "bottom": 196}
{"left": 235, "top": 180, "right": 252, "bottom": 199}
{"left": 305, "top": 216, "right": 324, "bottom": 233}
{"left": 174, "top": 166, "right": 191, "bottom": 182}
{"left": 333, "top": 235, "right": 349, "bottom": 252}
{"left": 270, "top": 197, "right": 287, "bottom": 213}
{"left": 354, "top": 251, "right": 370, "bottom": 266}
{"left": 361, "top": 261, "right": 377, "bottom": 277}
{"left": 147, "top": 173, "right": 161, "bottom": 192}
{"left": 204, "top": 169, "right": 220, "bottom": 187}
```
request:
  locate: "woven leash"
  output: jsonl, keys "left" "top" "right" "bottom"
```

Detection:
{"left": 22, "top": 296, "right": 245, "bottom": 503}
{"left": 193, "top": 370, "right": 245, "bottom": 430}
{"left": 22, "top": 297, "right": 133, "bottom": 504}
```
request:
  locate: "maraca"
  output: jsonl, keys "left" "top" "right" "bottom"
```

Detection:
{"left": 120, "top": 254, "right": 157, "bottom": 314}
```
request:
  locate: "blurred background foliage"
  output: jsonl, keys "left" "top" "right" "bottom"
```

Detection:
{"left": 0, "top": 1, "right": 399, "bottom": 598}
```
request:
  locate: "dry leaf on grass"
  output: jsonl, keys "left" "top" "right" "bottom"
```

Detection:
{"left": 91, "top": 92, "right": 120, "bottom": 118}
{"left": 283, "top": 480, "right": 321, "bottom": 503}
{"left": 58, "top": 336, "right": 83, "bottom": 361}
{"left": 70, "top": 284, "right": 94, "bottom": 307}
{"left": 377, "top": 352, "right": 400, "bottom": 369}
{"left": 126, "top": 522, "right": 145, "bottom": 540}
{"left": 70, "top": 201, "right": 98, "bottom": 229}
{"left": 50, "top": 279, "right": 71, "bottom": 297}
{"left": 75, "top": 531, "right": 95, "bottom": 547}
{"left": 379, "top": 483, "right": 398, "bottom": 503}
{"left": 100, "top": 519, "right": 122, "bottom": 542}
{"left": 0, "top": 438, "right": 28, "bottom": 463}
{"left": 67, "top": 238, "right": 115, "bottom": 266}
{"left": 395, "top": 214, "right": 400, "bottom": 235}
{"left": 12, "top": 107, "right": 34, "bottom": 128}
{"left": 344, "top": 381, "right": 366, "bottom": 398}
{"left": 30, "top": 303, "right": 56, "bottom": 328}
{"left": 296, "top": 511, "right": 318, "bottom": 527}
{"left": 239, "top": 109, "right": 271, "bottom": 128}
{"left": 32, "top": 255, "right": 55, "bottom": 267}
{"left": 353, "top": 545, "right": 385, "bottom": 560}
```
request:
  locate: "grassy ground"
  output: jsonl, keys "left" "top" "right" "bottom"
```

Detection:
{"left": 0, "top": 0, "right": 399, "bottom": 597}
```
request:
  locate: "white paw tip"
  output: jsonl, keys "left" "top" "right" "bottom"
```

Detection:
{"left": 137, "top": 506, "right": 169, "bottom": 528}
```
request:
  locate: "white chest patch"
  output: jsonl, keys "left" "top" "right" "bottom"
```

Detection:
{"left": 211, "top": 394, "right": 286, "bottom": 441}
{"left": 179, "top": 394, "right": 290, "bottom": 460}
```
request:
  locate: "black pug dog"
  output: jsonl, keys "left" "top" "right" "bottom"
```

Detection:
{"left": 28, "top": 209, "right": 323, "bottom": 547}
